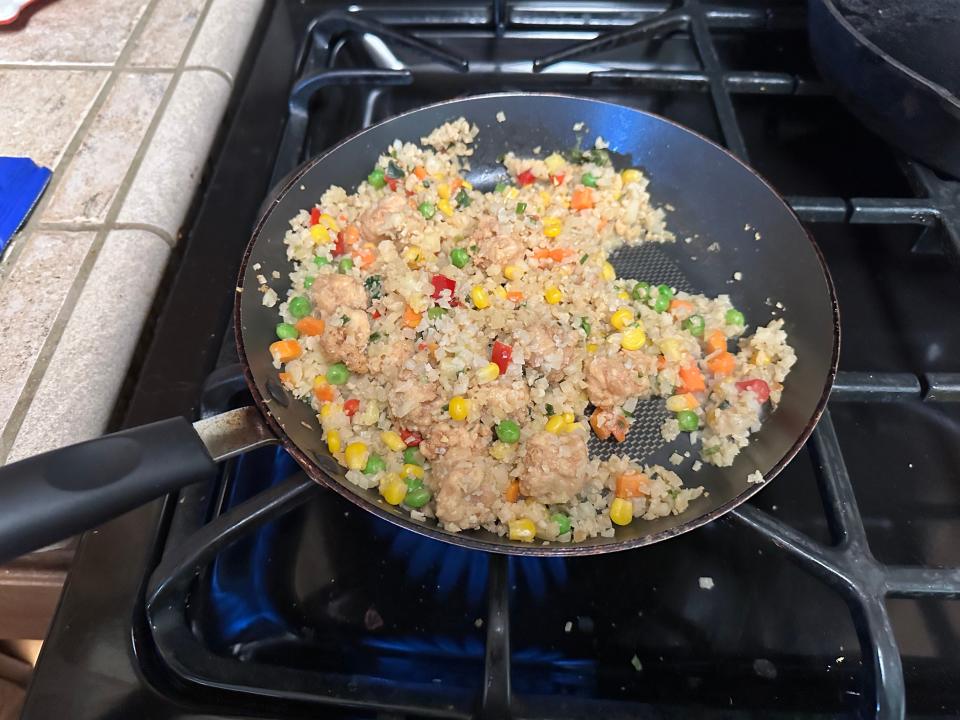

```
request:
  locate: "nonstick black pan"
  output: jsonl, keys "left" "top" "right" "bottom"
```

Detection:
{"left": 0, "top": 94, "right": 839, "bottom": 563}
{"left": 809, "top": 0, "right": 960, "bottom": 178}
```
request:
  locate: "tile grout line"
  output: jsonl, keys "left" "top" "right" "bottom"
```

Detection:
{"left": 34, "top": 221, "right": 176, "bottom": 247}
{"left": 0, "top": 0, "right": 221, "bottom": 462}
{"left": 0, "top": 63, "right": 236, "bottom": 78}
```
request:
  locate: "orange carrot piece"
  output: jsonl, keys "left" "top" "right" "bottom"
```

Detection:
{"left": 352, "top": 243, "right": 377, "bottom": 268}
{"left": 313, "top": 384, "right": 335, "bottom": 402}
{"left": 657, "top": 354, "right": 667, "bottom": 370}
{"left": 597, "top": 218, "right": 608, "bottom": 231}
{"left": 402, "top": 305, "right": 422, "bottom": 328}
{"left": 616, "top": 472, "right": 650, "bottom": 499}
{"left": 570, "top": 187, "right": 595, "bottom": 210}
{"left": 678, "top": 365, "right": 705, "bottom": 393}
{"left": 589, "top": 407, "right": 628, "bottom": 442}
{"left": 669, "top": 299, "right": 694, "bottom": 316}
{"left": 295, "top": 317, "right": 325, "bottom": 337}
{"left": 413, "top": 165, "right": 427, "bottom": 180}
{"left": 533, "top": 248, "right": 552, "bottom": 260}
{"left": 269, "top": 339, "right": 302, "bottom": 363}
{"left": 706, "top": 329, "right": 726, "bottom": 353}
{"left": 278, "top": 372, "right": 293, "bottom": 385}
{"left": 450, "top": 177, "right": 463, "bottom": 192}
{"left": 506, "top": 290, "right": 524, "bottom": 303}
{"left": 707, "top": 350, "right": 736, "bottom": 376}
{"left": 505, "top": 479, "right": 520, "bottom": 503}
{"left": 343, "top": 224, "right": 361, "bottom": 245}
{"left": 550, "top": 248, "right": 573, "bottom": 262}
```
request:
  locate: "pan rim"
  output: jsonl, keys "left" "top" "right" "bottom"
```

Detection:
{"left": 234, "top": 91, "right": 840, "bottom": 556}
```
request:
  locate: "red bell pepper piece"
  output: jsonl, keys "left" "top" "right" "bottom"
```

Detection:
{"left": 333, "top": 231, "right": 346, "bottom": 256}
{"left": 430, "top": 274, "right": 457, "bottom": 301}
{"left": 400, "top": 429, "right": 422, "bottom": 447}
{"left": 549, "top": 173, "right": 564, "bottom": 187}
{"left": 310, "top": 207, "right": 321, "bottom": 225}
{"left": 491, "top": 340, "right": 513, "bottom": 375}
{"left": 736, "top": 379, "right": 771, "bottom": 403}
{"left": 343, "top": 398, "right": 360, "bottom": 417}
{"left": 386, "top": 177, "right": 399, "bottom": 192}
{"left": 517, "top": 169, "right": 535, "bottom": 186}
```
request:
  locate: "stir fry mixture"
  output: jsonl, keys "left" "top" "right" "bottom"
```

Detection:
{"left": 265, "top": 119, "right": 796, "bottom": 543}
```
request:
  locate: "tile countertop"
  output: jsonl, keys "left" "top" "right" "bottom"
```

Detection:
{"left": 0, "top": 0, "right": 265, "bottom": 464}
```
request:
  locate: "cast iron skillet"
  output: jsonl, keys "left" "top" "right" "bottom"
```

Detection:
{"left": 809, "top": 0, "right": 960, "bottom": 178}
{"left": 0, "top": 94, "right": 839, "bottom": 563}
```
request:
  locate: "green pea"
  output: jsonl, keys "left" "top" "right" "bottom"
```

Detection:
{"left": 516, "top": 201, "right": 527, "bottom": 215}
{"left": 427, "top": 306, "right": 447, "bottom": 320}
{"left": 405, "top": 476, "right": 423, "bottom": 491}
{"left": 551, "top": 512, "right": 572, "bottom": 535}
{"left": 494, "top": 182, "right": 507, "bottom": 193}
{"left": 632, "top": 281, "right": 649, "bottom": 301}
{"left": 581, "top": 172, "right": 597, "bottom": 188}
{"left": 313, "top": 255, "right": 330, "bottom": 266}
{"left": 451, "top": 247, "right": 470, "bottom": 268}
{"left": 303, "top": 276, "right": 315, "bottom": 289}
{"left": 403, "top": 447, "right": 424, "bottom": 466}
{"left": 456, "top": 188, "right": 471, "bottom": 208}
{"left": 725, "top": 308, "right": 745, "bottom": 326}
{"left": 652, "top": 295, "right": 670, "bottom": 313}
{"left": 657, "top": 283, "right": 674, "bottom": 299}
{"left": 326, "top": 362, "right": 349, "bottom": 385}
{"left": 363, "top": 454, "right": 386, "bottom": 475}
{"left": 418, "top": 202, "right": 436, "bottom": 219}
{"left": 276, "top": 322, "right": 298, "bottom": 340}
{"left": 338, "top": 257, "right": 354, "bottom": 274}
{"left": 580, "top": 316, "right": 592, "bottom": 335}
{"left": 496, "top": 419, "right": 521, "bottom": 444}
{"left": 288, "top": 296, "right": 311, "bottom": 319}
{"left": 676, "top": 410, "right": 699, "bottom": 432}
{"left": 368, "top": 167, "right": 386, "bottom": 189}
{"left": 683, "top": 314, "right": 705, "bottom": 336}
{"left": 405, "top": 486, "right": 432, "bottom": 508}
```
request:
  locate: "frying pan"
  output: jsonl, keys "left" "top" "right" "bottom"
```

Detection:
{"left": 0, "top": 93, "right": 839, "bottom": 563}
{"left": 809, "top": 0, "right": 960, "bottom": 178}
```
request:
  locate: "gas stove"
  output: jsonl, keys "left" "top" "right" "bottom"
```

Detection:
{"left": 21, "top": 2, "right": 960, "bottom": 719}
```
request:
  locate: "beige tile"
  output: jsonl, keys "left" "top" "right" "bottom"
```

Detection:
{"left": 0, "top": 69, "right": 108, "bottom": 170}
{"left": 0, "top": 231, "right": 96, "bottom": 438}
{"left": 8, "top": 229, "right": 170, "bottom": 461}
{"left": 117, "top": 69, "right": 230, "bottom": 240}
{"left": 0, "top": 0, "right": 151, "bottom": 64}
{"left": 186, "top": 0, "right": 264, "bottom": 82}
{"left": 43, "top": 73, "right": 171, "bottom": 225}
{"left": 128, "top": 0, "right": 208, "bottom": 68}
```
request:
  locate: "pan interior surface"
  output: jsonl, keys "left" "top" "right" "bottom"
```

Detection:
{"left": 237, "top": 94, "right": 838, "bottom": 555}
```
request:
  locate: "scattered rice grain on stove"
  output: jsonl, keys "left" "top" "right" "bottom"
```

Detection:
{"left": 496, "top": 111, "right": 506, "bottom": 122}
{"left": 747, "top": 470, "right": 764, "bottom": 484}
{"left": 698, "top": 576, "right": 715, "bottom": 589}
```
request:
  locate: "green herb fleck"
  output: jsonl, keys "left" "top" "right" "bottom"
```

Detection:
{"left": 545, "top": 403, "right": 555, "bottom": 416}
{"left": 369, "top": 331, "right": 382, "bottom": 342}
{"left": 494, "top": 181, "right": 506, "bottom": 193}
{"left": 456, "top": 188, "right": 471, "bottom": 208}
{"left": 364, "top": 274, "right": 382, "bottom": 299}
{"left": 340, "top": 314, "right": 350, "bottom": 325}
{"left": 516, "top": 201, "right": 527, "bottom": 215}
{"left": 386, "top": 161, "right": 405, "bottom": 179}
{"left": 579, "top": 253, "right": 589, "bottom": 264}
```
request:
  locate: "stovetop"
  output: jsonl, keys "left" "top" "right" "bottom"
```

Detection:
{"left": 21, "top": 2, "right": 960, "bottom": 719}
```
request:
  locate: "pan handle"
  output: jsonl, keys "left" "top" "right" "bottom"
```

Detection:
{"left": 0, "top": 407, "right": 277, "bottom": 565}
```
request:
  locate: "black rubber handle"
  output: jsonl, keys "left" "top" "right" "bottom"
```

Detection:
{"left": 0, "top": 417, "right": 216, "bottom": 565}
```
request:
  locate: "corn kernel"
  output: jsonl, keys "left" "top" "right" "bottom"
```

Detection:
{"left": 437, "top": 198, "right": 454, "bottom": 217}
{"left": 659, "top": 338, "right": 682, "bottom": 362}
{"left": 618, "top": 291, "right": 630, "bottom": 300}
{"left": 565, "top": 421, "right": 583, "bottom": 432}
{"left": 754, "top": 349, "right": 771, "bottom": 366}
{"left": 438, "top": 183, "right": 450, "bottom": 199}
{"left": 381, "top": 430, "right": 406, "bottom": 452}
{"left": 310, "top": 224, "right": 330, "bottom": 243}
{"left": 381, "top": 476, "right": 408, "bottom": 505}
{"left": 620, "top": 326, "right": 647, "bottom": 351}
{"left": 461, "top": 179, "right": 473, "bottom": 190}
{"left": 489, "top": 441, "right": 512, "bottom": 461}
{"left": 544, "top": 152, "right": 565, "bottom": 174}
{"left": 313, "top": 375, "right": 327, "bottom": 388}
{"left": 539, "top": 190, "right": 552, "bottom": 207}
{"left": 586, "top": 342, "right": 598, "bottom": 353}
{"left": 610, "top": 308, "right": 634, "bottom": 330}
{"left": 621, "top": 168, "right": 642, "bottom": 184}
{"left": 508, "top": 518, "right": 537, "bottom": 542}
{"left": 544, "top": 286, "right": 563, "bottom": 304}
{"left": 357, "top": 399, "right": 380, "bottom": 426}
{"left": 601, "top": 261, "right": 616, "bottom": 281}
{"left": 449, "top": 396, "right": 470, "bottom": 421}
{"left": 506, "top": 186, "right": 519, "bottom": 199}
{"left": 477, "top": 362, "right": 501, "bottom": 384}
{"left": 326, "top": 429, "right": 342, "bottom": 454}
{"left": 471, "top": 286, "right": 491, "bottom": 309}
{"left": 503, "top": 265, "right": 522, "bottom": 281}
{"left": 344, "top": 442, "right": 369, "bottom": 471}
{"left": 545, "top": 414, "right": 565, "bottom": 433}
{"left": 493, "top": 285, "right": 507, "bottom": 300}
{"left": 562, "top": 412, "right": 575, "bottom": 424}
{"left": 543, "top": 216, "right": 562, "bottom": 238}
{"left": 402, "top": 245, "right": 423, "bottom": 267}
{"left": 401, "top": 463, "right": 424, "bottom": 480}
{"left": 666, "top": 394, "right": 693, "bottom": 412}
{"left": 319, "top": 213, "right": 340, "bottom": 232}
{"left": 609, "top": 497, "right": 634, "bottom": 525}
{"left": 320, "top": 401, "right": 340, "bottom": 419}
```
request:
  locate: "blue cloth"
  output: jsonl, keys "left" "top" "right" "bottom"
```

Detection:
{"left": 0, "top": 157, "right": 52, "bottom": 253}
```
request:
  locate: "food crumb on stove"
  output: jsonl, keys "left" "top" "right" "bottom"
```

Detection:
{"left": 669, "top": 452, "right": 683, "bottom": 466}
{"left": 235, "top": 286, "right": 243, "bottom": 293}
{"left": 684, "top": 236, "right": 693, "bottom": 243}
{"left": 690, "top": 255, "right": 697, "bottom": 261}
{"left": 532, "top": 145, "right": 541, "bottom": 154}
{"left": 665, "top": 203, "right": 675, "bottom": 212}
{"left": 707, "top": 241, "right": 720, "bottom": 252}
{"left": 775, "top": 301, "right": 784, "bottom": 309}
{"left": 631, "top": 655, "right": 643, "bottom": 672}
{"left": 744, "top": 223, "right": 752, "bottom": 231}
{"left": 253, "top": 262, "right": 261, "bottom": 270}
{"left": 272, "top": 270, "right": 281, "bottom": 279}
{"left": 747, "top": 470, "right": 764, "bottom": 484}
{"left": 733, "top": 271, "right": 743, "bottom": 281}
{"left": 692, "top": 460, "right": 702, "bottom": 472}
{"left": 256, "top": 274, "right": 267, "bottom": 284}
{"left": 594, "top": 136, "right": 609, "bottom": 149}
{"left": 262, "top": 287, "right": 278, "bottom": 307}
{"left": 908, "top": 463, "right": 913, "bottom": 468}
{"left": 475, "top": 618, "right": 484, "bottom": 628}
{"left": 683, "top": 450, "right": 691, "bottom": 458}
{"left": 496, "top": 111, "right": 506, "bottom": 122}
{"left": 564, "top": 621, "right": 573, "bottom": 633}
{"left": 300, "top": 421, "right": 312, "bottom": 429}
{"left": 573, "top": 121, "right": 585, "bottom": 131}
{"left": 299, "top": 184, "right": 305, "bottom": 191}
{"left": 836, "top": 656, "right": 845, "bottom": 663}
{"left": 754, "top": 231, "right": 762, "bottom": 241}
{"left": 698, "top": 576, "right": 715, "bottom": 590}
{"left": 411, "top": 510, "right": 426, "bottom": 521}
